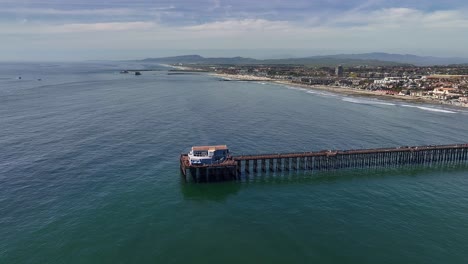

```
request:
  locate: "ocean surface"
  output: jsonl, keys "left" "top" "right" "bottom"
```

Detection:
{"left": 1, "top": 62, "right": 468, "bottom": 264}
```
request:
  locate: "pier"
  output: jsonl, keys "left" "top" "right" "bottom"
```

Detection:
{"left": 180, "top": 144, "right": 468, "bottom": 182}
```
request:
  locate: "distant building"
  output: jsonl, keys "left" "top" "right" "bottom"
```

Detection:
{"left": 374, "top": 77, "right": 403, "bottom": 85}
{"left": 427, "top": 75, "right": 468, "bottom": 80}
{"left": 410, "top": 90, "right": 427, "bottom": 97}
{"left": 335, "top": 65, "right": 344, "bottom": 77}
{"left": 431, "top": 87, "right": 461, "bottom": 100}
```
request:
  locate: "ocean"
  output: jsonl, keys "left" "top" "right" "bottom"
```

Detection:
{"left": 1, "top": 62, "right": 468, "bottom": 263}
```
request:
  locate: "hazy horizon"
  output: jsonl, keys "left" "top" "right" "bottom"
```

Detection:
{"left": 1, "top": 0, "right": 468, "bottom": 61}
{"left": 3, "top": 50, "right": 468, "bottom": 63}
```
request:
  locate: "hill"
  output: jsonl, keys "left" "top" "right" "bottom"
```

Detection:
{"left": 142, "top": 55, "right": 407, "bottom": 67}
{"left": 309, "top": 53, "right": 468, "bottom": 66}
{"left": 142, "top": 55, "right": 258, "bottom": 65}
{"left": 142, "top": 53, "right": 468, "bottom": 67}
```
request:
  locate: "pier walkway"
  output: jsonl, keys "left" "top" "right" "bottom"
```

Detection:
{"left": 180, "top": 144, "right": 468, "bottom": 182}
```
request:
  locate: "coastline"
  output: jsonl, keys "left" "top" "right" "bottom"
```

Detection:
{"left": 211, "top": 73, "right": 468, "bottom": 109}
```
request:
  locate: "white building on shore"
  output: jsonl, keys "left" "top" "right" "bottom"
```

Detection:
{"left": 374, "top": 77, "right": 404, "bottom": 85}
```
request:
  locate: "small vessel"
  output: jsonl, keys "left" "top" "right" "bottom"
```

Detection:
{"left": 120, "top": 70, "right": 129, "bottom": 74}
{"left": 135, "top": 71, "right": 142, "bottom": 76}
{"left": 188, "top": 145, "right": 230, "bottom": 165}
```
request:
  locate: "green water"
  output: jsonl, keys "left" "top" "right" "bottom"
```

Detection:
{"left": 1, "top": 62, "right": 468, "bottom": 263}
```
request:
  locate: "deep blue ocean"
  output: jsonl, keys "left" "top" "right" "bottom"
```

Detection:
{"left": 1, "top": 62, "right": 468, "bottom": 263}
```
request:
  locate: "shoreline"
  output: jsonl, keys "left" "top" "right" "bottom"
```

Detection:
{"left": 211, "top": 73, "right": 468, "bottom": 109}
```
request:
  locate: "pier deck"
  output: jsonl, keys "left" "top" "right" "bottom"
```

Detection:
{"left": 180, "top": 144, "right": 468, "bottom": 182}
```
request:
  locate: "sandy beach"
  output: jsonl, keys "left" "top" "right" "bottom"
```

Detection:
{"left": 212, "top": 73, "right": 468, "bottom": 109}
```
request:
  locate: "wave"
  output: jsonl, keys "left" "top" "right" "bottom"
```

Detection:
{"left": 401, "top": 105, "right": 457, "bottom": 114}
{"left": 306, "top": 90, "right": 338, "bottom": 97}
{"left": 279, "top": 83, "right": 340, "bottom": 97}
{"left": 285, "top": 86, "right": 308, "bottom": 92}
{"left": 342, "top": 98, "right": 396, "bottom": 106}
{"left": 277, "top": 83, "right": 461, "bottom": 114}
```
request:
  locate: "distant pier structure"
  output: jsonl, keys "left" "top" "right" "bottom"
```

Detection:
{"left": 180, "top": 144, "right": 468, "bottom": 182}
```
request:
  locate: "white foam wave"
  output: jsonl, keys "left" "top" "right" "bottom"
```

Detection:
{"left": 306, "top": 90, "right": 338, "bottom": 97}
{"left": 342, "top": 98, "right": 396, "bottom": 106}
{"left": 401, "top": 105, "right": 457, "bottom": 114}
{"left": 285, "top": 86, "right": 308, "bottom": 92}
{"left": 280, "top": 84, "right": 340, "bottom": 97}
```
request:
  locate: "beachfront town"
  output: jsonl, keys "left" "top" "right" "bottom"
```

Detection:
{"left": 179, "top": 64, "right": 468, "bottom": 107}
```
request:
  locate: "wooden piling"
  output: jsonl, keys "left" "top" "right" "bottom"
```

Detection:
{"left": 284, "top": 157, "right": 289, "bottom": 171}
{"left": 276, "top": 158, "right": 282, "bottom": 172}
{"left": 253, "top": 159, "right": 258, "bottom": 173}
{"left": 269, "top": 159, "right": 274, "bottom": 172}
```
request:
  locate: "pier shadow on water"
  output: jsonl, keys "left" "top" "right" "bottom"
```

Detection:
{"left": 180, "top": 164, "right": 468, "bottom": 201}
{"left": 180, "top": 181, "right": 242, "bottom": 202}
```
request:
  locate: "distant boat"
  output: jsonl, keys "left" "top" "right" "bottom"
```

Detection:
{"left": 135, "top": 71, "right": 142, "bottom": 76}
{"left": 120, "top": 70, "right": 129, "bottom": 74}
{"left": 17, "top": 76, "right": 22, "bottom": 80}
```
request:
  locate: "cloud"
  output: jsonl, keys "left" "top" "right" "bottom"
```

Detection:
{"left": 1, "top": 6, "right": 468, "bottom": 60}
{"left": 182, "top": 8, "right": 468, "bottom": 35}
{"left": 4, "top": 7, "right": 468, "bottom": 36}
{"left": 326, "top": 8, "right": 468, "bottom": 29}
{"left": 48, "top": 22, "right": 156, "bottom": 33}
{"left": 212, "top": 0, "right": 221, "bottom": 9}
{"left": 185, "top": 19, "right": 292, "bottom": 32}
{"left": 0, "top": 8, "right": 136, "bottom": 16}
{"left": 0, "top": 21, "right": 157, "bottom": 34}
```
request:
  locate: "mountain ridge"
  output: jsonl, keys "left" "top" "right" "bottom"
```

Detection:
{"left": 141, "top": 53, "right": 468, "bottom": 67}
{"left": 311, "top": 52, "right": 468, "bottom": 66}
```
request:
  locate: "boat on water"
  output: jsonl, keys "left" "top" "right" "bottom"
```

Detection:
{"left": 188, "top": 145, "right": 230, "bottom": 165}
{"left": 134, "top": 71, "right": 142, "bottom": 76}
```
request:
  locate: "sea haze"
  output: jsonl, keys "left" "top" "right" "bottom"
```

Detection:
{"left": 1, "top": 62, "right": 468, "bottom": 264}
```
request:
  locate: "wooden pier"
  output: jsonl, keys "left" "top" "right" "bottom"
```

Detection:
{"left": 180, "top": 144, "right": 468, "bottom": 182}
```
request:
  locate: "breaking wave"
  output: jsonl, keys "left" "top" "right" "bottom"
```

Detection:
{"left": 401, "top": 105, "right": 457, "bottom": 114}
{"left": 341, "top": 98, "right": 396, "bottom": 106}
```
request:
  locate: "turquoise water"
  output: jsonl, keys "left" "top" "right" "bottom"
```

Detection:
{"left": 1, "top": 62, "right": 468, "bottom": 263}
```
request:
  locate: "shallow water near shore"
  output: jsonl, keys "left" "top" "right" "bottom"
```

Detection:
{"left": 1, "top": 62, "right": 468, "bottom": 264}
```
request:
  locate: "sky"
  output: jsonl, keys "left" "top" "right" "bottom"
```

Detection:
{"left": 1, "top": 0, "right": 468, "bottom": 61}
